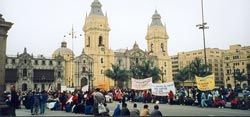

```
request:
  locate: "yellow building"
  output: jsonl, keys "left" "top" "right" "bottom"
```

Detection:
{"left": 223, "top": 44, "right": 250, "bottom": 89}
{"left": 145, "top": 10, "right": 172, "bottom": 83}
{"left": 52, "top": 41, "right": 74, "bottom": 87}
{"left": 171, "top": 48, "right": 224, "bottom": 88}
{"left": 83, "top": 0, "right": 115, "bottom": 88}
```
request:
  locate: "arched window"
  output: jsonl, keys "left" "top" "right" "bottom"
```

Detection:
{"left": 98, "top": 36, "right": 103, "bottom": 46}
{"left": 101, "top": 58, "right": 104, "bottom": 63}
{"left": 161, "top": 43, "right": 165, "bottom": 52}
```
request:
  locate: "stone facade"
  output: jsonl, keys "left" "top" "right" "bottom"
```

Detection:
{"left": 0, "top": 14, "right": 12, "bottom": 103}
{"left": 74, "top": 49, "right": 93, "bottom": 89}
{"left": 5, "top": 48, "right": 65, "bottom": 91}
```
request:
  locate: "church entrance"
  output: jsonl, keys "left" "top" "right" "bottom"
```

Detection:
{"left": 81, "top": 77, "right": 88, "bottom": 87}
{"left": 22, "top": 83, "right": 27, "bottom": 91}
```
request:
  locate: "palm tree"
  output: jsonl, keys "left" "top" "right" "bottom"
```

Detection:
{"left": 189, "top": 57, "right": 212, "bottom": 86}
{"left": 130, "top": 60, "right": 160, "bottom": 83}
{"left": 174, "top": 67, "right": 190, "bottom": 87}
{"left": 104, "top": 64, "right": 130, "bottom": 88}
{"left": 235, "top": 69, "right": 247, "bottom": 88}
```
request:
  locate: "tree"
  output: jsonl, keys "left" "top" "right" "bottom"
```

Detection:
{"left": 104, "top": 64, "right": 130, "bottom": 88}
{"left": 130, "top": 60, "right": 160, "bottom": 83}
{"left": 189, "top": 57, "right": 212, "bottom": 86}
{"left": 174, "top": 67, "right": 190, "bottom": 87}
{"left": 235, "top": 69, "right": 247, "bottom": 88}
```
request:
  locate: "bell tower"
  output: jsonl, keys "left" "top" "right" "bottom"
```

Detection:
{"left": 83, "top": 0, "right": 114, "bottom": 88}
{"left": 146, "top": 10, "right": 172, "bottom": 82}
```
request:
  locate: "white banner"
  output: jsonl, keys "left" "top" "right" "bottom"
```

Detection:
{"left": 61, "top": 86, "right": 67, "bottom": 92}
{"left": 66, "top": 88, "right": 75, "bottom": 92}
{"left": 131, "top": 77, "right": 152, "bottom": 90}
{"left": 82, "top": 85, "right": 89, "bottom": 93}
{"left": 151, "top": 82, "right": 176, "bottom": 96}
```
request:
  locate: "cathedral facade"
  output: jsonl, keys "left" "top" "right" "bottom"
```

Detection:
{"left": 4, "top": 0, "right": 172, "bottom": 91}
{"left": 75, "top": 0, "right": 172, "bottom": 89}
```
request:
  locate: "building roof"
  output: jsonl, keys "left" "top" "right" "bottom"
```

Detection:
{"left": 89, "top": 0, "right": 104, "bottom": 16}
{"left": 150, "top": 10, "right": 163, "bottom": 27}
{"left": 52, "top": 41, "right": 74, "bottom": 58}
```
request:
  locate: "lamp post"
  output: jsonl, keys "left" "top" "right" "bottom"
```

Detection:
{"left": 88, "top": 62, "right": 92, "bottom": 93}
{"left": 196, "top": 0, "right": 209, "bottom": 65}
{"left": 161, "top": 67, "right": 165, "bottom": 83}
{"left": 64, "top": 25, "right": 82, "bottom": 89}
{"left": 75, "top": 61, "right": 80, "bottom": 88}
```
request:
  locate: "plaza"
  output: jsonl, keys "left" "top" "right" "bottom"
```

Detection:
{"left": 16, "top": 101, "right": 250, "bottom": 116}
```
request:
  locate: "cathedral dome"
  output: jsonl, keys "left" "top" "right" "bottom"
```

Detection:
{"left": 52, "top": 41, "right": 74, "bottom": 60}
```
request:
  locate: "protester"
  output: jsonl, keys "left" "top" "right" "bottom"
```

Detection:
{"left": 168, "top": 90, "right": 174, "bottom": 105}
{"left": 9, "top": 85, "right": 18, "bottom": 116}
{"left": 93, "top": 88, "right": 105, "bottom": 116}
{"left": 40, "top": 90, "right": 48, "bottom": 114}
{"left": 201, "top": 92, "right": 207, "bottom": 108}
{"left": 140, "top": 104, "right": 150, "bottom": 116}
{"left": 130, "top": 103, "right": 140, "bottom": 116}
{"left": 113, "top": 103, "right": 121, "bottom": 117}
{"left": 120, "top": 102, "right": 130, "bottom": 116}
{"left": 85, "top": 92, "right": 94, "bottom": 115}
{"left": 150, "top": 105, "right": 162, "bottom": 117}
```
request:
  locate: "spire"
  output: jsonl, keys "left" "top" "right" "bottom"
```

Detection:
{"left": 133, "top": 41, "right": 139, "bottom": 49}
{"left": 81, "top": 48, "right": 85, "bottom": 54}
{"left": 89, "top": 0, "right": 104, "bottom": 16}
{"left": 150, "top": 10, "right": 163, "bottom": 27}
{"left": 24, "top": 47, "right": 27, "bottom": 53}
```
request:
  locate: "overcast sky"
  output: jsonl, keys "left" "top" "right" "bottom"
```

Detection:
{"left": 1, "top": 0, "right": 250, "bottom": 57}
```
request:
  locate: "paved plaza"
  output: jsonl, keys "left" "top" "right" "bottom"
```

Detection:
{"left": 16, "top": 101, "right": 250, "bottom": 116}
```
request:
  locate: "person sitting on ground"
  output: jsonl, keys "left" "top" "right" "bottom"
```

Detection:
{"left": 218, "top": 97, "right": 226, "bottom": 108}
{"left": 231, "top": 97, "right": 238, "bottom": 109}
{"left": 113, "top": 103, "right": 121, "bottom": 117}
{"left": 120, "top": 102, "right": 130, "bottom": 116}
{"left": 150, "top": 105, "right": 162, "bottom": 117}
{"left": 51, "top": 100, "right": 60, "bottom": 111}
{"left": 140, "top": 104, "right": 150, "bottom": 116}
{"left": 130, "top": 103, "right": 140, "bottom": 116}
{"left": 213, "top": 97, "right": 220, "bottom": 108}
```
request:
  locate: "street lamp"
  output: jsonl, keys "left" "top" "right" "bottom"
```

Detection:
{"left": 64, "top": 25, "right": 82, "bottom": 89}
{"left": 161, "top": 67, "right": 165, "bottom": 83}
{"left": 196, "top": 0, "right": 209, "bottom": 65}
{"left": 75, "top": 61, "right": 80, "bottom": 88}
{"left": 88, "top": 62, "right": 93, "bottom": 93}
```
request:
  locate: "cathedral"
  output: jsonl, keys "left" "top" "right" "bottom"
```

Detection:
{"left": 5, "top": 0, "right": 172, "bottom": 91}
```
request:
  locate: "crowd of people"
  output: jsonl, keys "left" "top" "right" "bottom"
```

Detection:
{"left": 3, "top": 85, "right": 250, "bottom": 116}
